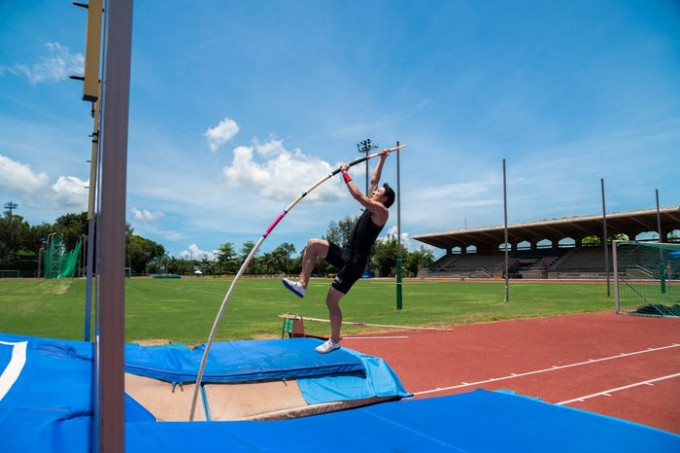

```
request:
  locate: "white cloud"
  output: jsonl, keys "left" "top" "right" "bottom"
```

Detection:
{"left": 51, "top": 176, "right": 88, "bottom": 209}
{"left": 381, "top": 225, "right": 414, "bottom": 251}
{"left": 130, "top": 206, "right": 163, "bottom": 221}
{"left": 204, "top": 118, "right": 239, "bottom": 152}
{"left": 222, "top": 139, "right": 345, "bottom": 202}
{"left": 0, "top": 154, "right": 49, "bottom": 193}
{"left": 157, "top": 230, "right": 182, "bottom": 240}
{"left": 380, "top": 226, "right": 442, "bottom": 258}
{"left": 179, "top": 243, "right": 218, "bottom": 261}
{"left": 8, "top": 42, "right": 84, "bottom": 84}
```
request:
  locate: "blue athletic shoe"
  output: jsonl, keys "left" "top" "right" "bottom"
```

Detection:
{"left": 283, "top": 279, "right": 306, "bottom": 298}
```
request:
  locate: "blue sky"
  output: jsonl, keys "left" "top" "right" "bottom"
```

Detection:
{"left": 1, "top": 0, "right": 679, "bottom": 260}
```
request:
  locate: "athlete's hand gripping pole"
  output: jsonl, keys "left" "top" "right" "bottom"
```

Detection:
{"left": 189, "top": 144, "right": 406, "bottom": 420}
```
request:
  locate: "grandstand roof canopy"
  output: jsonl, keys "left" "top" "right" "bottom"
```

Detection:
{"left": 413, "top": 206, "right": 680, "bottom": 251}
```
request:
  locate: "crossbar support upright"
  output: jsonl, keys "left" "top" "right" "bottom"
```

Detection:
{"left": 96, "top": 0, "right": 133, "bottom": 452}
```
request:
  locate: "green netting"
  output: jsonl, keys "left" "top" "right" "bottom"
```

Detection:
{"left": 616, "top": 241, "right": 680, "bottom": 318}
{"left": 0, "top": 270, "right": 20, "bottom": 278}
{"left": 633, "top": 304, "right": 680, "bottom": 316}
{"left": 44, "top": 237, "right": 81, "bottom": 279}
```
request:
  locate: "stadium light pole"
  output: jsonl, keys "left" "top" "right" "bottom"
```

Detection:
{"left": 655, "top": 188, "right": 666, "bottom": 294}
{"left": 601, "top": 178, "right": 610, "bottom": 297}
{"left": 357, "top": 139, "right": 377, "bottom": 195}
{"left": 503, "top": 159, "right": 509, "bottom": 303}
{"left": 357, "top": 139, "right": 377, "bottom": 279}
{"left": 3, "top": 201, "right": 18, "bottom": 216}
{"left": 655, "top": 189, "right": 663, "bottom": 242}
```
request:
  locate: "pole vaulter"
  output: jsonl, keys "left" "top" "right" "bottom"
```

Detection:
{"left": 189, "top": 144, "right": 406, "bottom": 421}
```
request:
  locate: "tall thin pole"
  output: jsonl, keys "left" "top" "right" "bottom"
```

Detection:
{"left": 357, "top": 139, "right": 376, "bottom": 195}
{"left": 358, "top": 139, "right": 376, "bottom": 276}
{"left": 85, "top": 97, "right": 101, "bottom": 342}
{"left": 655, "top": 188, "right": 666, "bottom": 294}
{"left": 655, "top": 189, "right": 662, "bottom": 242}
{"left": 503, "top": 159, "right": 509, "bottom": 303}
{"left": 613, "top": 240, "right": 620, "bottom": 313}
{"left": 37, "top": 248, "right": 44, "bottom": 278}
{"left": 396, "top": 140, "right": 403, "bottom": 310}
{"left": 364, "top": 150, "right": 369, "bottom": 195}
{"left": 97, "top": 0, "right": 133, "bottom": 451}
{"left": 85, "top": 221, "right": 95, "bottom": 341}
{"left": 601, "top": 178, "right": 610, "bottom": 296}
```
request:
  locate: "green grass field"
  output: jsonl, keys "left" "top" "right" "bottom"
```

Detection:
{"left": 0, "top": 277, "right": 613, "bottom": 344}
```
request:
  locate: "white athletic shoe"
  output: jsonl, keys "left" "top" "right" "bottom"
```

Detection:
{"left": 282, "top": 279, "right": 306, "bottom": 298}
{"left": 315, "top": 339, "right": 342, "bottom": 354}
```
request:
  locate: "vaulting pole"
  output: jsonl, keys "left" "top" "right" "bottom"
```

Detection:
{"left": 189, "top": 144, "right": 406, "bottom": 421}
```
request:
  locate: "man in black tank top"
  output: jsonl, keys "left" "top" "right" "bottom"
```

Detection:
{"left": 283, "top": 149, "right": 395, "bottom": 353}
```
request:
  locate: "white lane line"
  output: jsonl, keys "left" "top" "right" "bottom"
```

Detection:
{"left": 557, "top": 372, "right": 680, "bottom": 405}
{"left": 413, "top": 343, "right": 680, "bottom": 396}
{"left": 0, "top": 341, "right": 28, "bottom": 402}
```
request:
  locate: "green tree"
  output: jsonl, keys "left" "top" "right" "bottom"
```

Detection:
{"left": 198, "top": 255, "right": 216, "bottom": 275}
{"left": 404, "top": 245, "right": 435, "bottom": 277}
{"left": 324, "top": 214, "right": 359, "bottom": 246}
{"left": 54, "top": 212, "right": 88, "bottom": 251}
{"left": 372, "top": 235, "right": 398, "bottom": 277}
{"left": 216, "top": 242, "right": 239, "bottom": 274}
{"left": 1, "top": 212, "right": 24, "bottom": 260}
{"left": 240, "top": 241, "right": 256, "bottom": 260}
{"left": 0, "top": 213, "right": 33, "bottom": 267}
{"left": 166, "top": 256, "right": 192, "bottom": 275}
{"left": 270, "top": 242, "right": 296, "bottom": 274}
{"left": 581, "top": 235, "right": 601, "bottom": 247}
{"left": 26, "top": 223, "right": 52, "bottom": 252}
{"left": 127, "top": 234, "right": 165, "bottom": 275}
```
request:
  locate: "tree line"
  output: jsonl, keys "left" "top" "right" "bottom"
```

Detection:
{"left": 0, "top": 209, "right": 434, "bottom": 277}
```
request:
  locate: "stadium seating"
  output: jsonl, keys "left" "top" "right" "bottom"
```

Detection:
{"left": 423, "top": 247, "right": 617, "bottom": 279}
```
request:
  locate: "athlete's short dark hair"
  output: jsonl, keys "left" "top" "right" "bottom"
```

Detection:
{"left": 382, "top": 183, "right": 395, "bottom": 208}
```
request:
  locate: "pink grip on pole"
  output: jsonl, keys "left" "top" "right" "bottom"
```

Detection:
{"left": 264, "top": 211, "right": 286, "bottom": 237}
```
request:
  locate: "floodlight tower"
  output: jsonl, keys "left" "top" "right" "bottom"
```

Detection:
{"left": 357, "top": 139, "right": 377, "bottom": 195}
{"left": 4, "top": 201, "right": 18, "bottom": 217}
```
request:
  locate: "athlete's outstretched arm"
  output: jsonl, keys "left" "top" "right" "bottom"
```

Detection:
{"left": 369, "top": 149, "right": 389, "bottom": 194}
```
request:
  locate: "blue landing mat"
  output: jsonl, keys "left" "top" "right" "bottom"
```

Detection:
{"left": 2, "top": 333, "right": 679, "bottom": 452}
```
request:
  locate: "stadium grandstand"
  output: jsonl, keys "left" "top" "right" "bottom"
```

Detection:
{"left": 414, "top": 206, "right": 680, "bottom": 280}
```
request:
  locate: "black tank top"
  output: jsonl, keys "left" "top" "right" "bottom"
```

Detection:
{"left": 343, "top": 210, "right": 384, "bottom": 261}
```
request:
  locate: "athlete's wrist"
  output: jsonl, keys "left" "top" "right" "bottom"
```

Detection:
{"left": 342, "top": 172, "right": 352, "bottom": 183}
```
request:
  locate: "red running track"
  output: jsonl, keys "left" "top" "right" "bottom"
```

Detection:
{"left": 342, "top": 312, "right": 680, "bottom": 434}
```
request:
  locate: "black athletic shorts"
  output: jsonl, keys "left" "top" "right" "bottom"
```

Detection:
{"left": 325, "top": 242, "right": 366, "bottom": 295}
